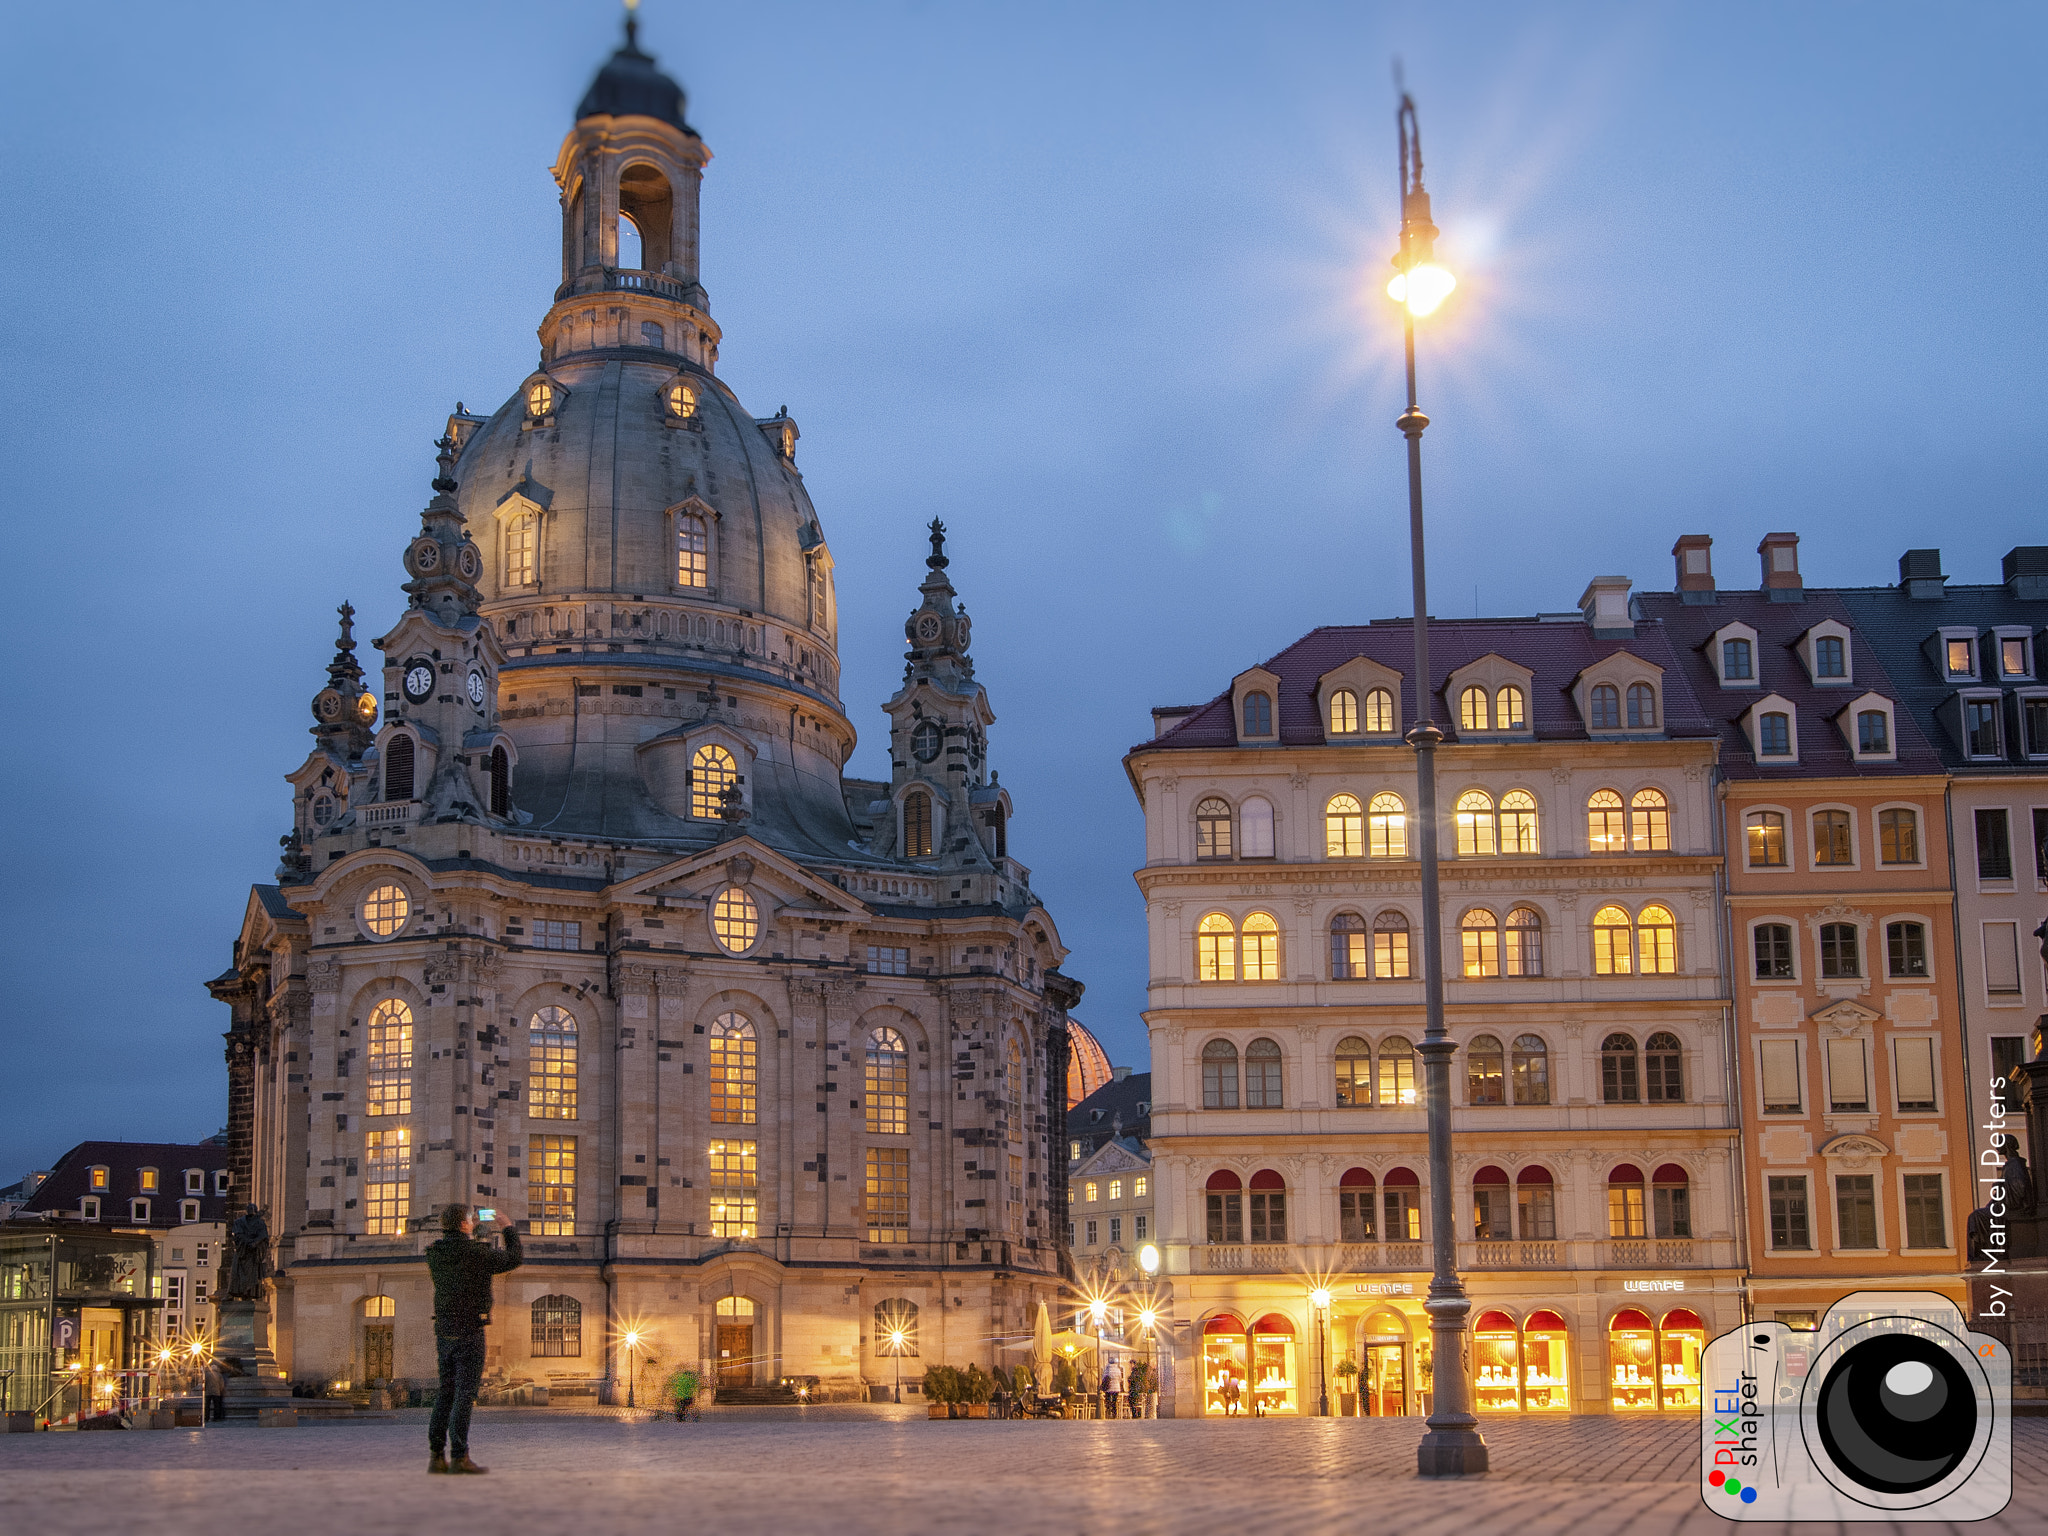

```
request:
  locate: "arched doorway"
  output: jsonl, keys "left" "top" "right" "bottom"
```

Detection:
{"left": 1357, "top": 1307, "right": 1410, "bottom": 1417}
{"left": 360, "top": 1295, "right": 395, "bottom": 1385}
{"left": 715, "top": 1296, "right": 757, "bottom": 1388}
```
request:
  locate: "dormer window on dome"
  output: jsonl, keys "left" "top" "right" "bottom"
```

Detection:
{"left": 522, "top": 374, "right": 565, "bottom": 430}
{"left": 663, "top": 376, "right": 702, "bottom": 428}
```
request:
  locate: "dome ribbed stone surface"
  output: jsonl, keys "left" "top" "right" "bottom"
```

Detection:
{"left": 452, "top": 355, "right": 854, "bottom": 855}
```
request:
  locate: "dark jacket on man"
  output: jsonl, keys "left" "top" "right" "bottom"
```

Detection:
{"left": 426, "top": 1226, "right": 523, "bottom": 1336}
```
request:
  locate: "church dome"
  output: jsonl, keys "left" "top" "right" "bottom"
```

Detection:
{"left": 576, "top": 22, "right": 693, "bottom": 133}
{"left": 454, "top": 356, "right": 837, "bottom": 692}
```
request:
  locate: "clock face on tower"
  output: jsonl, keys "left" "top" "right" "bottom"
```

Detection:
{"left": 466, "top": 670, "right": 486, "bottom": 707}
{"left": 403, "top": 662, "right": 435, "bottom": 704}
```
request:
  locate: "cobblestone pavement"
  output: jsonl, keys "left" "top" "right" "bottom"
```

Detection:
{"left": 8, "top": 1409, "right": 2048, "bottom": 1536}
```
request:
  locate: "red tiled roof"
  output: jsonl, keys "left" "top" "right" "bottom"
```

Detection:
{"left": 1133, "top": 616, "right": 1719, "bottom": 753}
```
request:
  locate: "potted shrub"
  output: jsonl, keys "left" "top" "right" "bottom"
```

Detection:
{"left": 921, "top": 1365, "right": 956, "bottom": 1419}
{"left": 664, "top": 1367, "right": 699, "bottom": 1420}
{"left": 962, "top": 1363, "right": 993, "bottom": 1418}
{"left": 1127, "top": 1358, "right": 1156, "bottom": 1418}
{"left": 1333, "top": 1353, "right": 1359, "bottom": 1417}
{"left": 1052, "top": 1353, "right": 1077, "bottom": 1415}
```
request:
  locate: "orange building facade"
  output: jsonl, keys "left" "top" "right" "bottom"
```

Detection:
{"left": 1645, "top": 537, "right": 1975, "bottom": 1327}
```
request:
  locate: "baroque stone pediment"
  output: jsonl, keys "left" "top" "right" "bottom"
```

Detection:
{"left": 616, "top": 835, "right": 868, "bottom": 916}
{"left": 1818, "top": 1133, "right": 1890, "bottom": 1167}
{"left": 1810, "top": 998, "right": 1881, "bottom": 1031}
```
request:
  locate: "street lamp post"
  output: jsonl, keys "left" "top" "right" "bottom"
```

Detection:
{"left": 622, "top": 1330, "right": 640, "bottom": 1409}
{"left": 1310, "top": 1288, "right": 1332, "bottom": 1417}
{"left": 1388, "top": 89, "right": 1488, "bottom": 1480}
{"left": 889, "top": 1329, "right": 906, "bottom": 1403}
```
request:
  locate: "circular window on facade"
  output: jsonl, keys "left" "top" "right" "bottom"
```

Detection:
{"left": 526, "top": 380, "right": 554, "bottom": 417}
{"left": 912, "top": 720, "right": 942, "bottom": 763}
{"left": 665, "top": 380, "right": 697, "bottom": 419}
{"left": 711, "top": 886, "right": 760, "bottom": 953}
{"left": 362, "top": 883, "right": 411, "bottom": 939}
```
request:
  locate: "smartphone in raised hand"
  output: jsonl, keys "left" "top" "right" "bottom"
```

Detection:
{"left": 476, "top": 1208, "right": 497, "bottom": 1223}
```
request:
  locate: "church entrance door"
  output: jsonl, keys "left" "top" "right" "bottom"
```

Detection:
{"left": 716, "top": 1323, "right": 753, "bottom": 1387}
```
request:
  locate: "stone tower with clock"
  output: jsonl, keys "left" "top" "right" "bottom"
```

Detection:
{"left": 210, "top": 15, "right": 1083, "bottom": 1404}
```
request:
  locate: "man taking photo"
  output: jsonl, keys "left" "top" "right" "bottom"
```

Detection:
{"left": 427, "top": 1203, "right": 522, "bottom": 1473}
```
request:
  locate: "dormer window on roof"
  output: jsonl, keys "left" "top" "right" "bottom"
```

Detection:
{"left": 1742, "top": 696, "right": 1799, "bottom": 762}
{"left": 1837, "top": 692, "right": 1897, "bottom": 762}
{"left": 1995, "top": 628, "right": 2035, "bottom": 679}
{"left": 1231, "top": 666, "right": 1281, "bottom": 744}
{"left": 1932, "top": 627, "right": 1978, "bottom": 678}
{"left": 1797, "top": 620, "right": 1854, "bottom": 687}
{"left": 1707, "top": 621, "right": 1760, "bottom": 688}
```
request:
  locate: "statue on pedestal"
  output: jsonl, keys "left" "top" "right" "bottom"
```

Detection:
{"left": 219, "top": 1205, "right": 271, "bottom": 1301}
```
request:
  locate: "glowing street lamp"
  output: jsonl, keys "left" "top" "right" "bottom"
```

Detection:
{"left": 888, "top": 1328, "right": 908, "bottom": 1404}
{"left": 1138, "top": 1244, "right": 1160, "bottom": 1277}
{"left": 1386, "top": 87, "right": 1486, "bottom": 1480}
{"left": 1309, "top": 1288, "right": 1333, "bottom": 1417}
{"left": 622, "top": 1329, "right": 642, "bottom": 1408}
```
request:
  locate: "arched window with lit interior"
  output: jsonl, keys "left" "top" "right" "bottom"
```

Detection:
{"left": 504, "top": 511, "right": 537, "bottom": 587}
{"left": 1466, "top": 1034, "right": 1505, "bottom": 1105}
{"left": 710, "top": 1012, "right": 758, "bottom": 1124}
{"left": 1495, "top": 686, "right": 1525, "bottom": 730}
{"left": 1460, "top": 687, "right": 1489, "bottom": 731}
{"left": 1240, "top": 914, "right": 1280, "bottom": 981}
{"left": 1368, "top": 793, "right": 1407, "bottom": 858}
{"left": 689, "top": 743, "right": 737, "bottom": 819}
{"left": 1329, "top": 689, "right": 1358, "bottom": 735}
{"left": 1378, "top": 1037, "right": 1416, "bottom": 1105}
{"left": 1499, "top": 790, "right": 1539, "bottom": 853}
{"left": 1586, "top": 790, "right": 1625, "bottom": 855}
{"left": 1630, "top": 789, "right": 1669, "bottom": 851}
{"left": 1455, "top": 790, "right": 1496, "bottom": 856}
{"left": 866, "top": 1027, "right": 908, "bottom": 1134}
{"left": 1325, "top": 794, "right": 1364, "bottom": 858}
{"left": 1197, "top": 914, "right": 1236, "bottom": 982}
{"left": 1636, "top": 904, "right": 1677, "bottom": 974}
{"left": 1364, "top": 688, "right": 1395, "bottom": 733}
{"left": 1334, "top": 1036, "right": 1372, "bottom": 1107}
{"left": 1592, "top": 905, "right": 1634, "bottom": 975}
{"left": 676, "top": 512, "right": 708, "bottom": 589}
{"left": 1460, "top": 908, "right": 1500, "bottom": 978}
{"left": 1511, "top": 1034, "right": 1549, "bottom": 1104}
{"left": 528, "top": 1005, "right": 578, "bottom": 1120}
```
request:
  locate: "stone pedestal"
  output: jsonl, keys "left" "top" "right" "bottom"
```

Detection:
{"left": 217, "top": 1297, "right": 294, "bottom": 1421}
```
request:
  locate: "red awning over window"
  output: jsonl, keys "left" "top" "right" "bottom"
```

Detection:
{"left": 1204, "top": 1313, "right": 1245, "bottom": 1335}
{"left": 1205, "top": 1169, "right": 1242, "bottom": 1191}
{"left": 1339, "top": 1167, "right": 1373, "bottom": 1188}
{"left": 1249, "top": 1169, "right": 1286, "bottom": 1190}
{"left": 1610, "top": 1309, "right": 1653, "bottom": 1332}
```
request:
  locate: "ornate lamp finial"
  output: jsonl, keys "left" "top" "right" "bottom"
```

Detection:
{"left": 927, "top": 518, "right": 948, "bottom": 570}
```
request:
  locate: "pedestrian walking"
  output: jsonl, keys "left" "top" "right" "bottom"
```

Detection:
{"left": 1101, "top": 1355, "right": 1124, "bottom": 1419}
{"left": 426, "top": 1204, "right": 522, "bottom": 1474}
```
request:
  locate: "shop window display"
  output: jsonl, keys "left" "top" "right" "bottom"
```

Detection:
{"left": 1520, "top": 1310, "right": 1570, "bottom": 1411}
{"left": 1609, "top": 1308, "right": 1657, "bottom": 1410}
{"left": 1472, "top": 1310, "right": 1522, "bottom": 1412}
{"left": 1360, "top": 1310, "right": 1409, "bottom": 1417}
{"left": 1202, "top": 1314, "right": 1249, "bottom": 1416}
{"left": 1658, "top": 1308, "right": 1706, "bottom": 1410}
{"left": 1248, "top": 1313, "right": 1299, "bottom": 1414}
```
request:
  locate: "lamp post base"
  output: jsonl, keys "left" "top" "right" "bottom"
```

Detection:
{"left": 1416, "top": 1427, "right": 1490, "bottom": 1478}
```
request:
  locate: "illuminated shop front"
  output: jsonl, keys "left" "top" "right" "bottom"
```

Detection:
{"left": 1357, "top": 1307, "right": 1411, "bottom": 1417}
{"left": 1607, "top": 1305, "right": 1706, "bottom": 1411}
{"left": 1247, "top": 1313, "right": 1298, "bottom": 1414}
{"left": 1471, "top": 1308, "right": 1570, "bottom": 1412}
{"left": 1202, "top": 1313, "right": 1248, "bottom": 1415}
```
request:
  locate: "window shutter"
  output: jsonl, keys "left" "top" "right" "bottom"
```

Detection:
{"left": 1760, "top": 1040, "right": 1800, "bottom": 1111}
{"left": 1985, "top": 922, "right": 2022, "bottom": 995}
{"left": 1826, "top": 1038, "right": 1868, "bottom": 1110}
{"left": 1894, "top": 1037, "right": 1936, "bottom": 1110}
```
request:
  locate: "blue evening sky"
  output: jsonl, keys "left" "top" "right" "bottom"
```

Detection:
{"left": 1, "top": 2, "right": 2042, "bottom": 1177}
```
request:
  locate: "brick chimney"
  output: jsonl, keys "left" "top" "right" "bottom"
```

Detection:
{"left": 1759, "top": 532, "right": 1802, "bottom": 601}
{"left": 1899, "top": 548, "right": 1946, "bottom": 601}
{"left": 1673, "top": 534, "right": 1714, "bottom": 604}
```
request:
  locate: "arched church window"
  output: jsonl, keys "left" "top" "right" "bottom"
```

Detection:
{"left": 689, "top": 744, "right": 737, "bottom": 819}
{"left": 903, "top": 791, "right": 933, "bottom": 858}
{"left": 489, "top": 747, "right": 510, "bottom": 817}
{"left": 640, "top": 320, "right": 664, "bottom": 349}
{"left": 505, "top": 512, "right": 536, "bottom": 587}
{"left": 710, "top": 1013, "right": 758, "bottom": 1124}
{"left": 362, "top": 883, "right": 409, "bottom": 940}
{"left": 616, "top": 212, "right": 643, "bottom": 270}
{"left": 865, "top": 1028, "right": 909, "bottom": 1134}
{"left": 528, "top": 1006, "right": 578, "bottom": 1120}
{"left": 676, "top": 514, "right": 708, "bottom": 590}
{"left": 366, "top": 1000, "right": 414, "bottom": 1117}
{"left": 383, "top": 732, "right": 415, "bottom": 803}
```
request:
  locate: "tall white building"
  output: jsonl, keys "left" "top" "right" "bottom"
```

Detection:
{"left": 1127, "top": 596, "right": 1742, "bottom": 1417}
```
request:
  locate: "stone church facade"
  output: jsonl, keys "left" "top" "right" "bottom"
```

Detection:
{"left": 208, "top": 19, "right": 1081, "bottom": 1401}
